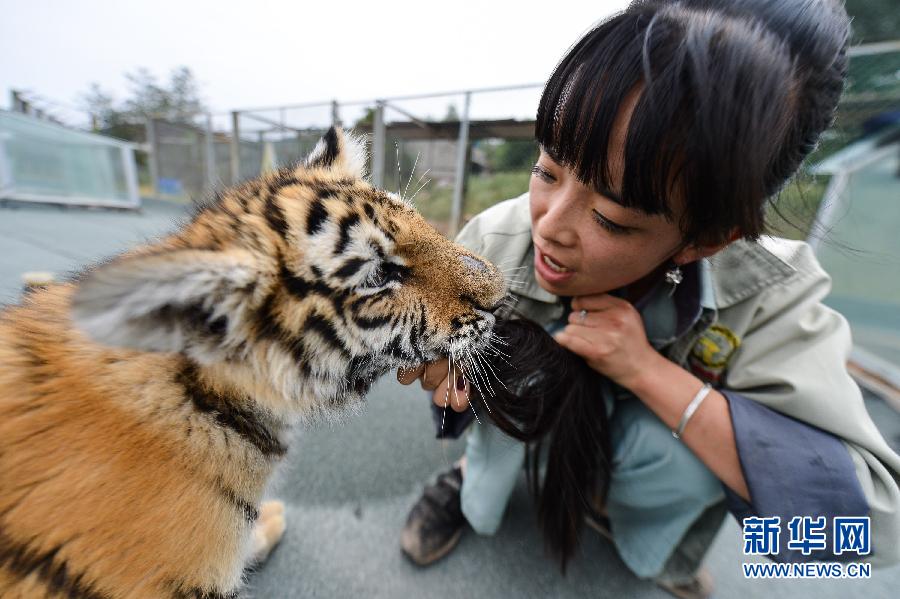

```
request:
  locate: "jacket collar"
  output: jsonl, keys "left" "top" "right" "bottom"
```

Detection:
{"left": 705, "top": 237, "right": 797, "bottom": 308}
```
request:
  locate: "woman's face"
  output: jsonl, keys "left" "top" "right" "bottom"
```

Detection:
{"left": 529, "top": 147, "right": 686, "bottom": 298}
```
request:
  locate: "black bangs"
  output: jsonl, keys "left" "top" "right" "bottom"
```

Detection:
{"left": 535, "top": 1, "right": 844, "bottom": 245}
{"left": 536, "top": 12, "right": 675, "bottom": 218}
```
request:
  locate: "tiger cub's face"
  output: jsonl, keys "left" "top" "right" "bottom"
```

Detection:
{"left": 72, "top": 127, "right": 507, "bottom": 419}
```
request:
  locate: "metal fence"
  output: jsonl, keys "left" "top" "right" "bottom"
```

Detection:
{"left": 217, "top": 83, "right": 542, "bottom": 236}
{"left": 135, "top": 41, "right": 898, "bottom": 238}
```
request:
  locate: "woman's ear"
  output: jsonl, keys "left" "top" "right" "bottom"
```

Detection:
{"left": 673, "top": 228, "right": 741, "bottom": 264}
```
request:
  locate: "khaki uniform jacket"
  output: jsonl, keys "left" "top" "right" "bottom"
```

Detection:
{"left": 456, "top": 193, "right": 900, "bottom": 566}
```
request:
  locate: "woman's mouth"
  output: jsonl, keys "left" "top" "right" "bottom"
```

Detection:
{"left": 542, "top": 253, "right": 571, "bottom": 273}
{"left": 534, "top": 245, "right": 576, "bottom": 283}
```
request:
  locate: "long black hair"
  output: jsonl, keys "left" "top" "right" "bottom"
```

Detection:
{"left": 536, "top": 0, "right": 850, "bottom": 245}
{"left": 470, "top": 317, "right": 613, "bottom": 573}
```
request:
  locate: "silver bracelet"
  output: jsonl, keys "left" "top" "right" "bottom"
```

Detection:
{"left": 672, "top": 383, "right": 713, "bottom": 440}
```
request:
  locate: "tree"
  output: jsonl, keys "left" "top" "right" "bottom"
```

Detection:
{"left": 488, "top": 139, "right": 539, "bottom": 172}
{"left": 442, "top": 104, "right": 459, "bottom": 122}
{"left": 82, "top": 66, "right": 206, "bottom": 136}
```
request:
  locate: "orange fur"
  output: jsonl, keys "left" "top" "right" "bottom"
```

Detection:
{"left": 0, "top": 128, "right": 506, "bottom": 597}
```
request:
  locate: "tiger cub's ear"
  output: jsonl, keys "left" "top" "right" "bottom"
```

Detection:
{"left": 303, "top": 126, "right": 368, "bottom": 180}
{"left": 71, "top": 249, "right": 258, "bottom": 359}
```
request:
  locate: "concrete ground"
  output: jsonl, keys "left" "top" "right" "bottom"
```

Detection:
{"left": 1, "top": 196, "right": 898, "bottom": 598}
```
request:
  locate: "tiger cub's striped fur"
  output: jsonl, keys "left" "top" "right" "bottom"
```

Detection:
{"left": 0, "top": 127, "right": 506, "bottom": 598}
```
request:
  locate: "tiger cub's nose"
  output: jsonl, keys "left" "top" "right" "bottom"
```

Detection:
{"left": 459, "top": 255, "right": 489, "bottom": 274}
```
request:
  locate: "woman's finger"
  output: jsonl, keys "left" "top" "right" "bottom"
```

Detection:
{"left": 420, "top": 358, "right": 450, "bottom": 391}
{"left": 397, "top": 364, "right": 425, "bottom": 385}
{"left": 449, "top": 370, "right": 470, "bottom": 412}
{"left": 431, "top": 368, "right": 471, "bottom": 412}
{"left": 567, "top": 309, "right": 611, "bottom": 326}
{"left": 553, "top": 329, "right": 597, "bottom": 360}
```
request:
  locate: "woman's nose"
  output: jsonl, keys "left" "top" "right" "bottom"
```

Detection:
{"left": 535, "top": 194, "right": 577, "bottom": 248}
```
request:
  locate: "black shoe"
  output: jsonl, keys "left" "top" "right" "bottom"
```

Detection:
{"left": 400, "top": 466, "right": 466, "bottom": 566}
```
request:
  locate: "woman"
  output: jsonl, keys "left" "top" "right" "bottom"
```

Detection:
{"left": 397, "top": 1, "right": 900, "bottom": 597}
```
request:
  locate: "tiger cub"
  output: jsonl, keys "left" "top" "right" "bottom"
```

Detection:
{"left": 0, "top": 127, "right": 506, "bottom": 598}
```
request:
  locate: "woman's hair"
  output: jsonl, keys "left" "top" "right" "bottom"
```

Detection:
{"left": 469, "top": 317, "right": 613, "bottom": 573}
{"left": 535, "top": 0, "right": 851, "bottom": 245}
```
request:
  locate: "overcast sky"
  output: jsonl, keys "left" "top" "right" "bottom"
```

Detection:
{"left": 0, "top": 0, "right": 630, "bottom": 129}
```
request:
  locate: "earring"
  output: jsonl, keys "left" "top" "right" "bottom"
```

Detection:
{"left": 665, "top": 263, "right": 683, "bottom": 297}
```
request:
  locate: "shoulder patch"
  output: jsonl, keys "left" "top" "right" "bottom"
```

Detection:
{"left": 688, "top": 323, "right": 741, "bottom": 384}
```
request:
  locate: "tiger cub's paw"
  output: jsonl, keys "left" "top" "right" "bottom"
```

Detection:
{"left": 250, "top": 500, "right": 286, "bottom": 564}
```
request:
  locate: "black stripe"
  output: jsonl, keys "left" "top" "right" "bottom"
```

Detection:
{"left": 302, "top": 314, "right": 345, "bottom": 351}
{"left": 307, "top": 127, "right": 339, "bottom": 168}
{"left": 383, "top": 262, "right": 411, "bottom": 282}
{"left": 280, "top": 262, "right": 335, "bottom": 298}
{"left": 177, "top": 363, "right": 286, "bottom": 458}
{"left": 253, "top": 293, "right": 283, "bottom": 342}
{"left": 251, "top": 289, "right": 312, "bottom": 372}
{"left": 449, "top": 317, "right": 464, "bottom": 332}
{"left": 334, "top": 257, "right": 368, "bottom": 280}
{"left": 409, "top": 303, "right": 427, "bottom": 360}
{"left": 347, "top": 290, "right": 394, "bottom": 330}
{"left": 353, "top": 312, "right": 392, "bottom": 329}
{"left": 384, "top": 335, "right": 408, "bottom": 360}
{"left": 0, "top": 531, "right": 110, "bottom": 599}
{"left": 363, "top": 203, "right": 375, "bottom": 220}
{"left": 264, "top": 195, "right": 289, "bottom": 239}
{"left": 305, "top": 200, "right": 329, "bottom": 236}
{"left": 347, "top": 355, "right": 376, "bottom": 395}
{"left": 310, "top": 182, "right": 337, "bottom": 201}
{"left": 215, "top": 476, "right": 259, "bottom": 523}
{"left": 181, "top": 302, "right": 228, "bottom": 338}
{"left": 334, "top": 213, "right": 360, "bottom": 255}
{"left": 269, "top": 169, "right": 300, "bottom": 190}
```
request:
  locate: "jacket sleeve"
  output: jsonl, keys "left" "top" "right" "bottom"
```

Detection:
{"left": 720, "top": 389, "right": 868, "bottom": 563}
{"left": 720, "top": 243, "right": 900, "bottom": 567}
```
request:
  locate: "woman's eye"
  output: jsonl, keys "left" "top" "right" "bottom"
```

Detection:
{"left": 531, "top": 164, "right": 555, "bottom": 183}
{"left": 592, "top": 210, "right": 629, "bottom": 235}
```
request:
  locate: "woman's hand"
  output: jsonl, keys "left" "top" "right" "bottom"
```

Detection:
{"left": 396, "top": 358, "right": 471, "bottom": 412}
{"left": 553, "top": 294, "right": 658, "bottom": 391}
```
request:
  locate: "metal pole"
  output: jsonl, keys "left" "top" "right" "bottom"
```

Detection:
{"left": 145, "top": 117, "right": 160, "bottom": 199}
{"left": 331, "top": 100, "right": 341, "bottom": 129}
{"left": 204, "top": 113, "right": 217, "bottom": 189}
{"left": 11, "top": 90, "right": 29, "bottom": 114}
{"left": 121, "top": 145, "right": 141, "bottom": 209}
{"left": 372, "top": 101, "right": 386, "bottom": 187}
{"left": 230, "top": 111, "right": 241, "bottom": 184}
{"left": 449, "top": 92, "right": 472, "bottom": 238}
